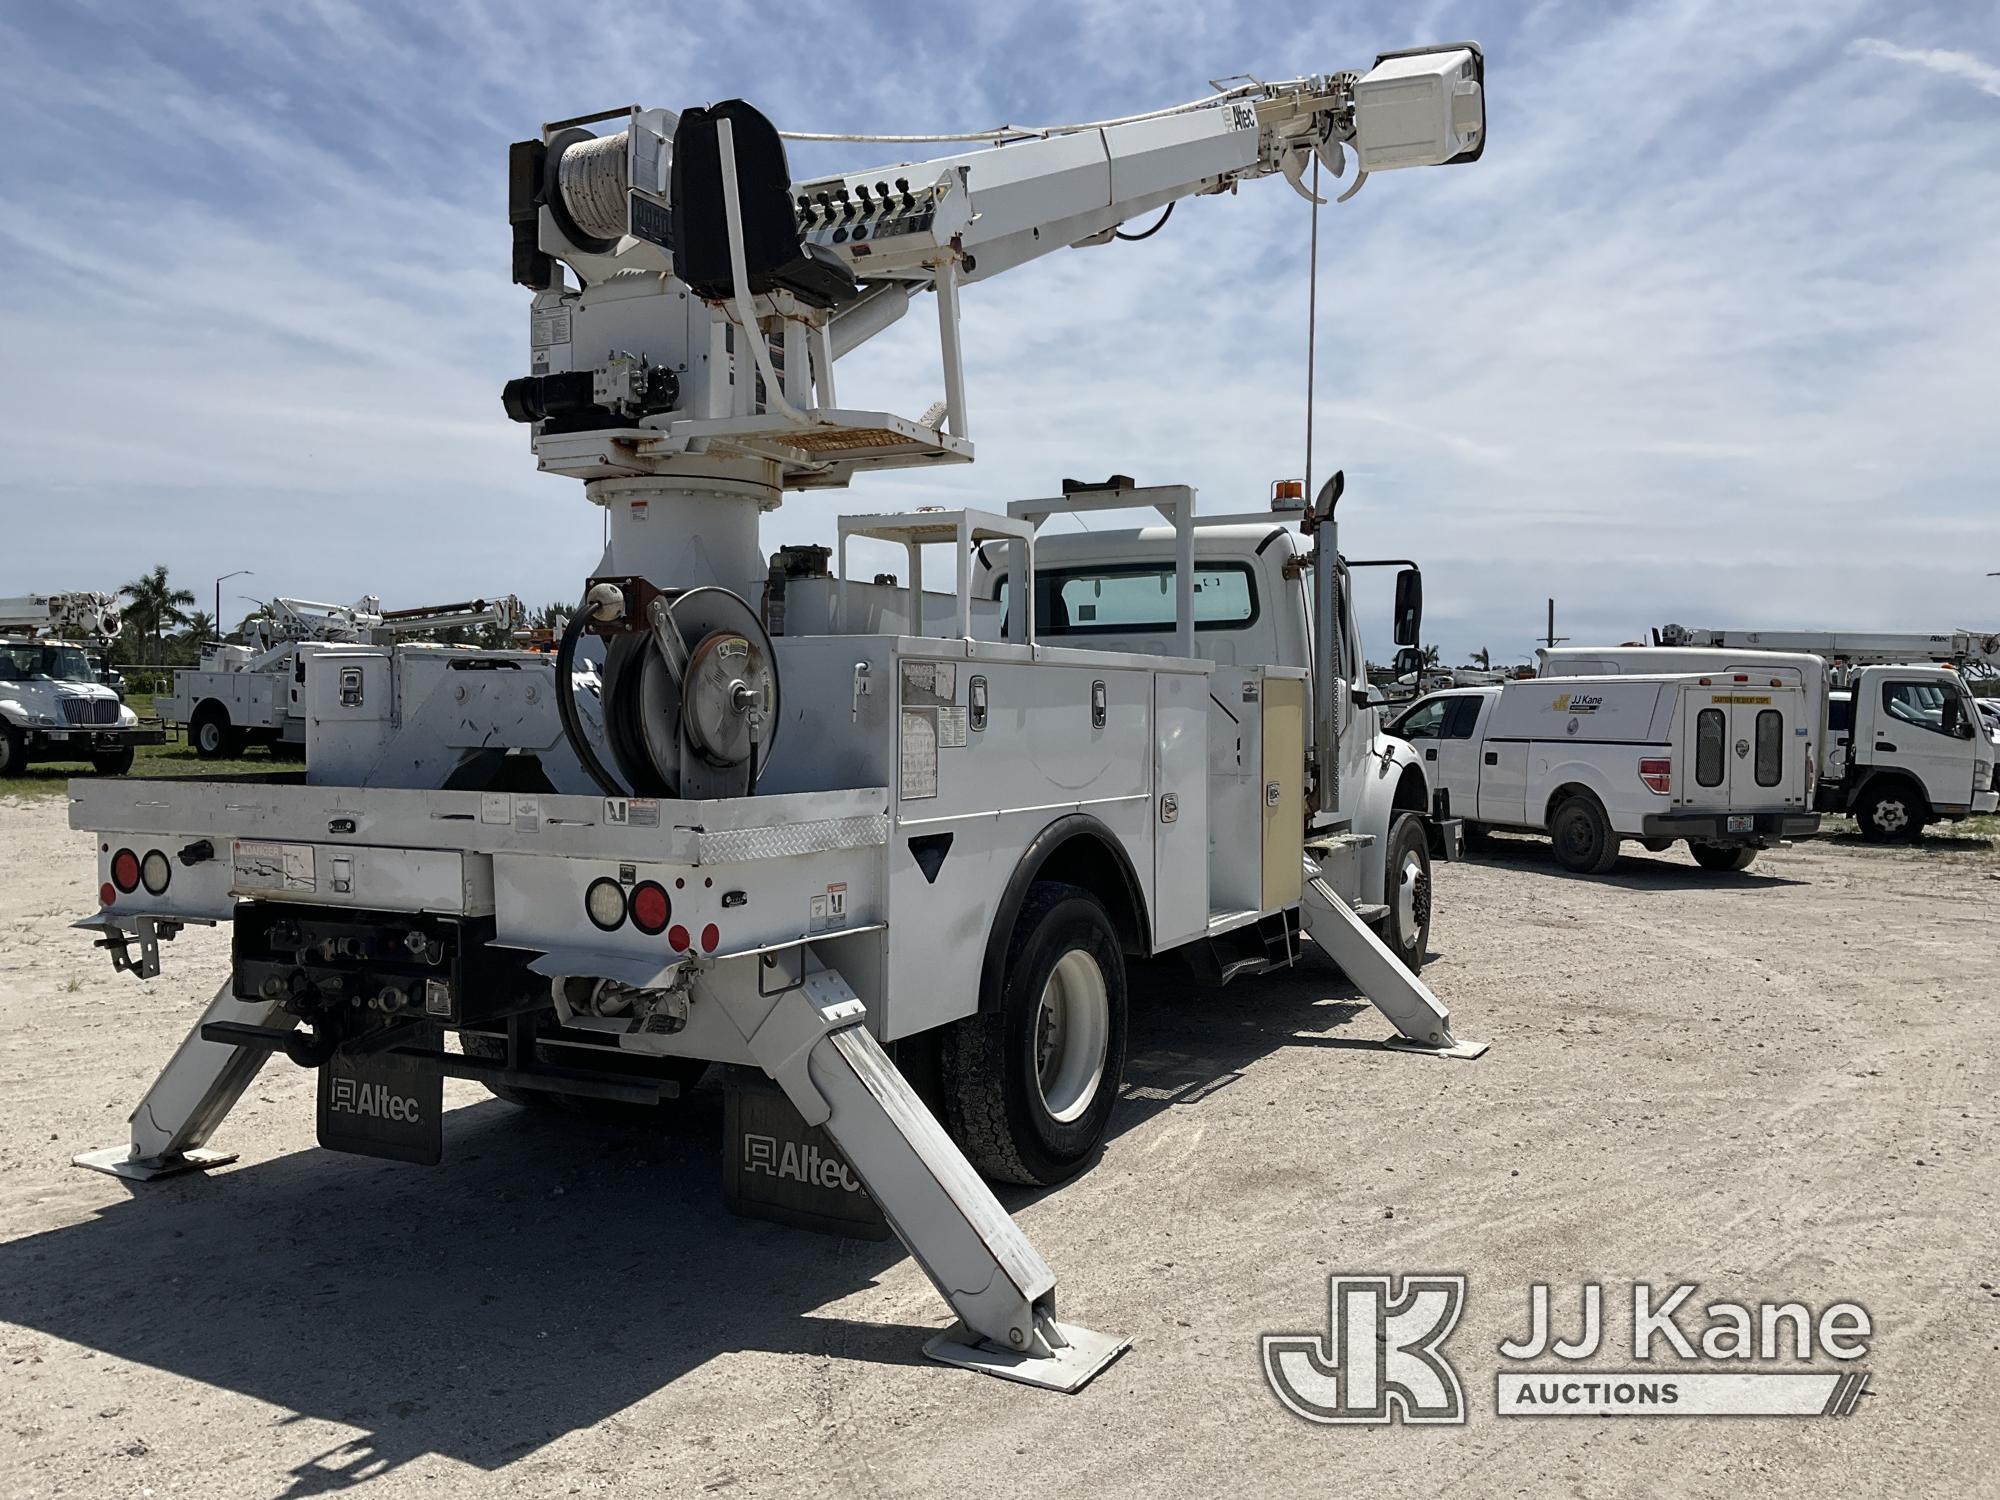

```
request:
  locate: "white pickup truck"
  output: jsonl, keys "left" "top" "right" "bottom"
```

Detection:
{"left": 1389, "top": 668, "right": 1821, "bottom": 873}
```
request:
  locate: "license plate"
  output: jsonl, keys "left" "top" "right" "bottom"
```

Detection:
{"left": 1727, "top": 814, "right": 1754, "bottom": 834}
{"left": 318, "top": 1046, "right": 443, "bottom": 1165}
{"left": 46, "top": 730, "right": 70, "bottom": 741}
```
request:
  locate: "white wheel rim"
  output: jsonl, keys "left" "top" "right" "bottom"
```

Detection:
{"left": 1395, "top": 849, "right": 1425, "bottom": 935}
{"left": 199, "top": 722, "right": 219, "bottom": 751}
{"left": 1034, "top": 950, "right": 1109, "bottom": 1124}
{"left": 1877, "top": 800, "right": 1907, "bottom": 832}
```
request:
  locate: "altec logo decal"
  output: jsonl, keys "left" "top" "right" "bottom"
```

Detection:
{"left": 328, "top": 1076, "right": 422, "bottom": 1123}
{"left": 742, "top": 1133, "right": 864, "bottom": 1195}
{"left": 1263, "top": 1278, "right": 1872, "bottom": 1425}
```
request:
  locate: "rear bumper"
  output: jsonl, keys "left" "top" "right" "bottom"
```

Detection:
{"left": 1639, "top": 811, "right": 1820, "bottom": 845}
{"left": 24, "top": 726, "right": 165, "bottom": 752}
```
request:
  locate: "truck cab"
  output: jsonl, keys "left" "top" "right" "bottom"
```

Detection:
{"left": 1828, "top": 666, "right": 1998, "bottom": 839}
{"left": 973, "top": 515, "right": 1448, "bottom": 894}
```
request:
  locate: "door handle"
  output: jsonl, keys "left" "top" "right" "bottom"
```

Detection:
{"left": 1484, "top": 751, "right": 1498, "bottom": 766}
{"left": 1425, "top": 748, "right": 1437, "bottom": 761}
{"left": 1875, "top": 742, "right": 1896, "bottom": 752}
{"left": 1090, "top": 680, "right": 1107, "bottom": 729}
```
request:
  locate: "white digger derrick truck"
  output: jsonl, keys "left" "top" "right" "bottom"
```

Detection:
{"left": 64, "top": 46, "right": 1489, "bottom": 1391}
{"left": 158, "top": 593, "right": 528, "bottom": 759}
{"left": 0, "top": 593, "right": 162, "bottom": 777}
{"left": 1648, "top": 626, "right": 2000, "bottom": 839}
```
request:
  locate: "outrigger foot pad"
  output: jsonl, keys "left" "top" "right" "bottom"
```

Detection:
{"left": 1382, "top": 1035, "right": 1489, "bottom": 1059}
{"left": 72, "top": 1145, "right": 239, "bottom": 1181}
{"left": 924, "top": 1319, "right": 1130, "bottom": 1393}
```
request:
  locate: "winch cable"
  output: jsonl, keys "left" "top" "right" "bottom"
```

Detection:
{"left": 1304, "top": 153, "right": 1320, "bottom": 508}
{"left": 555, "top": 607, "right": 625, "bottom": 796}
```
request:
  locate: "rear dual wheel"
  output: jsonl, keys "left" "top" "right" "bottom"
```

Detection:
{"left": 942, "top": 881, "right": 1128, "bottom": 1187}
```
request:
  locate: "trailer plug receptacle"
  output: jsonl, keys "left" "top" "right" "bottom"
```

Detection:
{"left": 176, "top": 838, "right": 215, "bottom": 867}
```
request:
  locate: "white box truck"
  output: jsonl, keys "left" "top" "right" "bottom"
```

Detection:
{"left": 1390, "top": 668, "right": 1820, "bottom": 872}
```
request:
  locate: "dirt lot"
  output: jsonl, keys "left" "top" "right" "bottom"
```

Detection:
{"left": 1, "top": 796, "right": 1993, "bottom": 1499}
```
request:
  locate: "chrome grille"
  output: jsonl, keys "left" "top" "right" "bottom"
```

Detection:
{"left": 61, "top": 698, "right": 117, "bottom": 726}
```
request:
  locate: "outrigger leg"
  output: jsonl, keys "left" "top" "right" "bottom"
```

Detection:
{"left": 1300, "top": 863, "right": 1488, "bottom": 1059}
{"left": 712, "top": 960, "right": 1129, "bottom": 1392}
{"left": 73, "top": 980, "right": 290, "bottom": 1181}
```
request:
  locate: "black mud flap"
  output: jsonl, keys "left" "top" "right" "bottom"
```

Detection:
{"left": 721, "top": 1068, "right": 889, "bottom": 1240}
{"left": 318, "top": 1046, "right": 444, "bottom": 1165}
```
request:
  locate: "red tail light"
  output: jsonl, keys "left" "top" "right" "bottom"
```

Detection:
{"left": 110, "top": 848, "right": 141, "bottom": 893}
{"left": 629, "top": 881, "right": 671, "bottom": 936}
{"left": 1639, "top": 757, "right": 1672, "bottom": 794}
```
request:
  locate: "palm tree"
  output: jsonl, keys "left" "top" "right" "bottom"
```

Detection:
{"left": 121, "top": 565, "right": 196, "bottom": 664}
{"left": 181, "top": 610, "right": 216, "bottom": 643}
{"left": 1420, "top": 644, "right": 1443, "bottom": 668}
{"left": 1471, "top": 647, "right": 1492, "bottom": 670}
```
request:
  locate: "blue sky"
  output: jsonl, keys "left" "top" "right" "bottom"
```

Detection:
{"left": 1, "top": 0, "right": 1996, "bottom": 665}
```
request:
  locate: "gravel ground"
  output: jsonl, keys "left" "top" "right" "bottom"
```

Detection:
{"left": 1, "top": 796, "right": 1993, "bottom": 1498}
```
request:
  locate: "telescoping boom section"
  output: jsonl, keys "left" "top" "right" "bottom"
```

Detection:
{"left": 68, "top": 44, "right": 1489, "bottom": 1394}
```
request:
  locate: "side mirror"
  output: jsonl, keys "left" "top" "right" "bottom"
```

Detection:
{"left": 1392, "top": 568, "right": 1423, "bottom": 648}
{"left": 1351, "top": 686, "right": 1371, "bottom": 710}
{"left": 1393, "top": 646, "right": 1425, "bottom": 679}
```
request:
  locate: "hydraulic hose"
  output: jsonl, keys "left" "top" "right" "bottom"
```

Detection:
{"left": 556, "top": 607, "right": 625, "bottom": 796}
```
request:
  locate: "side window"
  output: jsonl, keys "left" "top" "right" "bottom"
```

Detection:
{"left": 1828, "top": 696, "right": 1852, "bottom": 735}
{"left": 1443, "top": 696, "right": 1483, "bottom": 740}
{"left": 1754, "top": 709, "right": 1783, "bottom": 787}
{"left": 1882, "top": 680, "right": 1953, "bottom": 737}
{"left": 1396, "top": 698, "right": 1447, "bottom": 740}
{"left": 1695, "top": 707, "right": 1726, "bottom": 787}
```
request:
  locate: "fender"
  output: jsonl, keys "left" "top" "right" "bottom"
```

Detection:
{"left": 0, "top": 697, "right": 35, "bottom": 728}
{"left": 977, "top": 813, "right": 1149, "bottom": 1014}
{"left": 1845, "top": 767, "right": 1931, "bottom": 816}
{"left": 1535, "top": 758, "right": 1626, "bottom": 831}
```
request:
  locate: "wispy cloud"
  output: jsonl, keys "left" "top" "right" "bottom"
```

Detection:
{"left": 1, "top": 1, "right": 1997, "bottom": 664}
{"left": 1849, "top": 36, "right": 2000, "bottom": 97}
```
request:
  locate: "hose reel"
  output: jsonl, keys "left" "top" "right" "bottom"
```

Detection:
{"left": 561, "top": 581, "right": 780, "bottom": 800}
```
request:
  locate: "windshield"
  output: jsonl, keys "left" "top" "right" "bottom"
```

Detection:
{"left": 0, "top": 643, "right": 97, "bottom": 683}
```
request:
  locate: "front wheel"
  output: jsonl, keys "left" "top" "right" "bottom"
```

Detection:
{"left": 1550, "top": 794, "right": 1621, "bottom": 874}
{"left": 1856, "top": 782, "right": 1925, "bottom": 843}
{"left": 1381, "top": 812, "right": 1432, "bottom": 974}
{"left": 0, "top": 724, "right": 24, "bottom": 778}
{"left": 942, "top": 881, "right": 1128, "bottom": 1187}
{"left": 1689, "top": 842, "right": 1757, "bottom": 872}
{"left": 91, "top": 744, "right": 136, "bottom": 776}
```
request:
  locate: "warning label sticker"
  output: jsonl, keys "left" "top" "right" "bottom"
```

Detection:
{"left": 902, "top": 660, "right": 957, "bottom": 707}
{"left": 234, "top": 840, "right": 315, "bottom": 893}
{"left": 900, "top": 708, "right": 939, "bottom": 800}
{"left": 605, "top": 796, "right": 661, "bottom": 829}
{"left": 937, "top": 705, "right": 968, "bottom": 748}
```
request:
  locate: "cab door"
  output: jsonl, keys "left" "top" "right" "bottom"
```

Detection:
{"left": 1869, "top": 675, "right": 1977, "bottom": 807}
{"left": 1431, "top": 694, "right": 1487, "bottom": 819}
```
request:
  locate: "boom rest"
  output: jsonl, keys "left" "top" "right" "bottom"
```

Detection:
{"left": 671, "top": 100, "right": 859, "bottom": 310}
